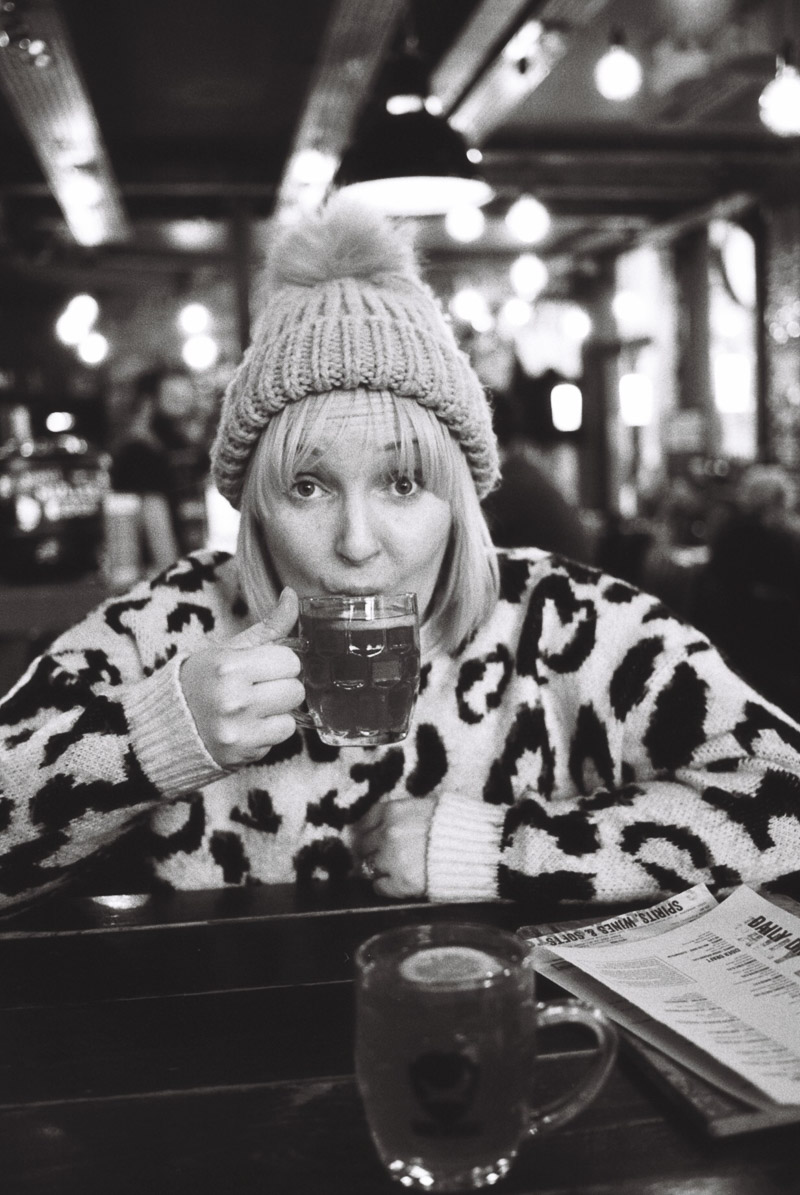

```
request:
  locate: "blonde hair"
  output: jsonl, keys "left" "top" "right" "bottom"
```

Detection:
{"left": 234, "top": 391, "right": 499, "bottom": 654}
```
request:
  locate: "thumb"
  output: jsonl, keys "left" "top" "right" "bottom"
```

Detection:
{"left": 234, "top": 587, "right": 300, "bottom": 648}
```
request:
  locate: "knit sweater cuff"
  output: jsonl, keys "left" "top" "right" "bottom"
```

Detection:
{"left": 427, "top": 792, "right": 505, "bottom": 901}
{"left": 122, "top": 654, "right": 226, "bottom": 797}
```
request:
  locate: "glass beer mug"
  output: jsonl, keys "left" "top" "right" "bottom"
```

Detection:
{"left": 277, "top": 593, "right": 420, "bottom": 747}
{"left": 355, "top": 921, "right": 618, "bottom": 1191}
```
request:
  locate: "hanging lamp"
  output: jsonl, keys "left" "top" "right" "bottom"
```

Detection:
{"left": 336, "top": 28, "right": 492, "bottom": 216}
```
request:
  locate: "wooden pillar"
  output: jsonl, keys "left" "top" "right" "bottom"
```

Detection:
{"left": 579, "top": 261, "right": 620, "bottom": 513}
{"left": 230, "top": 203, "right": 252, "bottom": 354}
{"left": 763, "top": 200, "right": 800, "bottom": 469}
{"left": 672, "top": 228, "right": 717, "bottom": 454}
{"left": 744, "top": 206, "right": 770, "bottom": 460}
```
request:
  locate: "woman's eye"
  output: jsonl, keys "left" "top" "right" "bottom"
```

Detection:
{"left": 291, "top": 478, "right": 319, "bottom": 499}
{"left": 391, "top": 475, "right": 419, "bottom": 497}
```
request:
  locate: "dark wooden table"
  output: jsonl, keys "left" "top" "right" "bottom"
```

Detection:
{"left": 0, "top": 881, "right": 797, "bottom": 1195}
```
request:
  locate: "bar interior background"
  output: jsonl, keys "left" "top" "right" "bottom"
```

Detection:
{"left": 0, "top": 0, "right": 799, "bottom": 709}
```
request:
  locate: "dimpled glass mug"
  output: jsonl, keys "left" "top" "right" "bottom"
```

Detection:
{"left": 278, "top": 593, "right": 421, "bottom": 747}
{"left": 355, "top": 921, "right": 618, "bottom": 1191}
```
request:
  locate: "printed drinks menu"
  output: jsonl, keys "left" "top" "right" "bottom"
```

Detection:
{"left": 521, "top": 885, "right": 800, "bottom": 1115}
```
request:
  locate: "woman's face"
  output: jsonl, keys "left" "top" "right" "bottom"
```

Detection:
{"left": 258, "top": 402, "right": 453, "bottom": 618}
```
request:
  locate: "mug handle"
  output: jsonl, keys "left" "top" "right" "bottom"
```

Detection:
{"left": 270, "top": 635, "right": 315, "bottom": 731}
{"left": 527, "top": 999, "right": 618, "bottom": 1137}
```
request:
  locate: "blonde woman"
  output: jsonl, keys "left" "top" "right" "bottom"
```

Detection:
{"left": 1, "top": 196, "right": 799, "bottom": 911}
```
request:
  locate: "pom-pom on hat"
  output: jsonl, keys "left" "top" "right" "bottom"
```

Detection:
{"left": 210, "top": 193, "right": 500, "bottom": 509}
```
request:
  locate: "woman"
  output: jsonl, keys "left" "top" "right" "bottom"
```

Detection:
{"left": 1, "top": 195, "right": 799, "bottom": 912}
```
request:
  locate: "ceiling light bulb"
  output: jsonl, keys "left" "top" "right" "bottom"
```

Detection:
{"left": 595, "top": 38, "right": 643, "bottom": 102}
{"left": 445, "top": 203, "right": 485, "bottom": 243}
{"left": 759, "top": 59, "right": 800, "bottom": 136}
{"left": 505, "top": 195, "right": 550, "bottom": 243}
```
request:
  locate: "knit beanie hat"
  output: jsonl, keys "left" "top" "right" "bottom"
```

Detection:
{"left": 210, "top": 193, "right": 500, "bottom": 509}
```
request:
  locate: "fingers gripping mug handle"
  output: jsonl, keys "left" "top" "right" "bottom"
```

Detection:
{"left": 527, "top": 1000, "right": 618, "bottom": 1137}
{"left": 271, "top": 635, "right": 314, "bottom": 730}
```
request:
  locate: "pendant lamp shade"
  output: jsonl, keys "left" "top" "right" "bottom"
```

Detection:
{"left": 336, "top": 108, "right": 493, "bottom": 217}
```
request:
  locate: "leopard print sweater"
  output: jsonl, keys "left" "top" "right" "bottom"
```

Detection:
{"left": 1, "top": 548, "right": 799, "bottom": 911}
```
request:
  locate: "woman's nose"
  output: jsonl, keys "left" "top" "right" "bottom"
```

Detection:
{"left": 335, "top": 497, "right": 380, "bottom": 564}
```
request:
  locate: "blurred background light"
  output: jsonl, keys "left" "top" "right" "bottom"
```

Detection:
{"left": 77, "top": 331, "right": 109, "bottom": 365}
{"left": 759, "top": 55, "right": 800, "bottom": 136}
{"left": 509, "top": 253, "right": 548, "bottom": 300}
{"left": 713, "top": 351, "right": 754, "bottom": 414}
{"left": 561, "top": 305, "right": 593, "bottom": 342}
{"left": 499, "top": 297, "right": 532, "bottom": 330}
{"left": 619, "top": 372, "right": 654, "bottom": 426}
{"left": 182, "top": 333, "right": 219, "bottom": 371}
{"left": 449, "top": 286, "right": 493, "bottom": 332}
{"left": 178, "top": 302, "right": 212, "bottom": 335}
{"left": 55, "top": 293, "right": 99, "bottom": 345}
{"left": 444, "top": 203, "right": 485, "bottom": 243}
{"left": 505, "top": 195, "right": 550, "bottom": 244}
{"left": 594, "top": 32, "right": 643, "bottom": 101}
{"left": 612, "top": 289, "right": 645, "bottom": 334}
{"left": 550, "top": 382, "right": 583, "bottom": 432}
{"left": 167, "top": 219, "right": 218, "bottom": 249}
{"left": 45, "top": 411, "right": 76, "bottom": 433}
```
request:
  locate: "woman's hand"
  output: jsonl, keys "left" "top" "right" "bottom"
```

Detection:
{"left": 355, "top": 797, "right": 437, "bottom": 898}
{"left": 179, "top": 587, "right": 305, "bottom": 768}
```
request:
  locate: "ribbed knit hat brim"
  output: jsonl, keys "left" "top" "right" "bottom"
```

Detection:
{"left": 211, "top": 195, "right": 500, "bottom": 509}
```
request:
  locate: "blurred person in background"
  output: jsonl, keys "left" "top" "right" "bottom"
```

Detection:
{"left": 697, "top": 463, "right": 800, "bottom": 720}
{"left": 470, "top": 342, "right": 593, "bottom": 563}
{"left": 109, "top": 371, "right": 180, "bottom": 572}
{"left": 110, "top": 367, "right": 212, "bottom": 571}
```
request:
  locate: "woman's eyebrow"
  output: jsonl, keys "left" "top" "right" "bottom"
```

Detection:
{"left": 379, "top": 439, "right": 420, "bottom": 454}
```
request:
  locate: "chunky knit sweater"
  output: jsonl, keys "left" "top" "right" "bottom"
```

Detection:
{"left": 1, "top": 548, "right": 799, "bottom": 912}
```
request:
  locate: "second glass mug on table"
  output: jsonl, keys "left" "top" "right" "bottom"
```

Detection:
{"left": 354, "top": 921, "right": 618, "bottom": 1192}
{"left": 276, "top": 593, "right": 420, "bottom": 747}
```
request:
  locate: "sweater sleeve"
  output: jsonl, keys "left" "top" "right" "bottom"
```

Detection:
{"left": 0, "top": 584, "right": 225, "bottom": 910}
{"left": 426, "top": 579, "right": 800, "bottom": 906}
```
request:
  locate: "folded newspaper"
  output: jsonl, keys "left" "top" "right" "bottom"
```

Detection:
{"left": 520, "top": 885, "right": 800, "bottom": 1135}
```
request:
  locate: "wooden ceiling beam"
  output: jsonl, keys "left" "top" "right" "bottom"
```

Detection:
{"left": 431, "top": 0, "right": 533, "bottom": 114}
{"left": 274, "top": 0, "right": 406, "bottom": 216}
{"left": 0, "top": 0, "right": 129, "bottom": 246}
{"left": 440, "top": 0, "right": 612, "bottom": 146}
